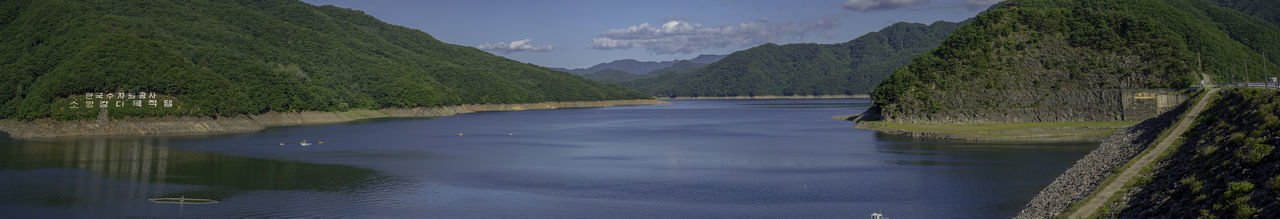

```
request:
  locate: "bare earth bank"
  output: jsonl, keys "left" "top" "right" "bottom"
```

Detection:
{"left": 659, "top": 94, "right": 869, "bottom": 100}
{"left": 0, "top": 99, "right": 669, "bottom": 139}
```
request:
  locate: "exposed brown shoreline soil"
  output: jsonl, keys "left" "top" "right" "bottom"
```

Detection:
{"left": 658, "top": 94, "right": 868, "bottom": 100}
{"left": 0, "top": 99, "right": 668, "bottom": 139}
{"left": 851, "top": 121, "right": 1133, "bottom": 142}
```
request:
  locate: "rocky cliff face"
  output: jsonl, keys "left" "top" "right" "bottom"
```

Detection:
{"left": 1112, "top": 88, "right": 1280, "bottom": 218}
{"left": 866, "top": 89, "right": 1187, "bottom": 124}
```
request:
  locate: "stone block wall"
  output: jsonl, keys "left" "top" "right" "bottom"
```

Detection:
{"left": 1121, "top": 89, "right": 1187, "bottom": 121}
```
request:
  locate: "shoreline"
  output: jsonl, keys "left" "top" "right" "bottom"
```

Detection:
{"left": 852, "top": 120, "right": 1137, "bottom": 142}
{"left": 0, "top": 99, "right": 669, "bottom": 139}
{"left": 659, "top": 94, "right": 868, "bottom": 100}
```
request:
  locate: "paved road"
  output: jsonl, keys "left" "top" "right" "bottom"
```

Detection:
{"left": 1068, "top": 88, "right": 1220, "bottom": 218}
{"left": 1221, "top": 82, "right": 1280, "bottom": 89}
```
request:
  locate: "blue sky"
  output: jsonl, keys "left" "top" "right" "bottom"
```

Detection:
{"left": 301, "top": 0, "right": 998, "bottom": 69}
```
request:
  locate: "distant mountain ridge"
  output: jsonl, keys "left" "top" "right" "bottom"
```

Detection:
{"left": 581, "top": 60, "right": 711, "bottom": 82}
{"left": 555, "top": 54, "right": 725, "bottom": 75}
{"left": 615, "top": 20, "right": 969, "bottom": 97}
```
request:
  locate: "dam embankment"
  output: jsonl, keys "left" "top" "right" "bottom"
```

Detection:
{"left": 1014, "top": 90, "right": 1197, "bottom": 218}
{"left": 1107, "top": 88, "right": 1280, "bottom": 218}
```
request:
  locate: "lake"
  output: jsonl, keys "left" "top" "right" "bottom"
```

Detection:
{"left": 0, "top": 99, "right": 1094, "bottom": 218}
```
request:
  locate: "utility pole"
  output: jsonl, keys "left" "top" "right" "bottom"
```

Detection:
{"left": 1198, "top": 53, "right": 1204, "bottom": 87}
{"left": 1232, "top": 65, "right": 1237, "bottom": 87}
{"left": 1266, "top": 52, "right": 1274, "bottom": 89}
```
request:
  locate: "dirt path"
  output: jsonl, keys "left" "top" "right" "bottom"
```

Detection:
{"left": 1069, "top": 88, "right": 1218, "bottom": 218}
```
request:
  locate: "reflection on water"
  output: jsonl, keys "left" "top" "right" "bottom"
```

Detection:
{"left": 0, "top": 99, "right": 1097, "bottom": 218}
{"left": 0, "top": 137, "right": 387, "bottom": 216}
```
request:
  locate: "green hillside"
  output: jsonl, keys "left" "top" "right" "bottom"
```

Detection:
{"left": 0, "top": 0, "right": 648, "bottom": 120}
{"left": 1208, "top": 0, "right": 1280, "bottom": 26}
{"left": 865, "top": 0, "right": 1280, "bottom": 123}
{"left": 620, "top": 20, "right": 967, "bottom": 98}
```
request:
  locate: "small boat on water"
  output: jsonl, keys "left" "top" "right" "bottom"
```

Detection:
{"left": 149, "top": 196, "right": 218, "bottom": 204}
{"left": 300, "top": 140, "right": 311, "bottom": 146}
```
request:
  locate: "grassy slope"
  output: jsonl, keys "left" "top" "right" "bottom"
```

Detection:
{"left": 0, "top": 0, "right": 647, "bottom": 120}
{"left": 1108, "top": 88, "right": 1279, "bottom": 218}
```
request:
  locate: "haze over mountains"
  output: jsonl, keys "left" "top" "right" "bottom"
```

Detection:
{"left": 581, "top": 60, "right": 712, "bottom": 83}
{"left": 552, "top": 54, "right": 725, "bottom": 75}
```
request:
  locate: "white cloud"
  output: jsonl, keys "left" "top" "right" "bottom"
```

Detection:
{"left": 962, "top": 0, "right": 1002, "bottom": 11}
{"left": 841, "top": 0, "right": 930, "bottom": 12}
{"left": 476, "top": 39, "right": 553, "bottom": 53}
{"left": 592, "top": 16, "right": 838, "bottom": 54}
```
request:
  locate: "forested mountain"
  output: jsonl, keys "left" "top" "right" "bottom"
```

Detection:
{"left": 554, "top": 54, "right": 724, "bottom": 75}
{"left": 865, "top": 0, "right": 1280, "bottom": 123}
{"left": 0, "top": 0, "right": 648, "bottom": 120}
{"left": 1207, "top": 0, "right": 1280, "bottom": 26}
{"left": 619, "top": 20, "right": 967, "bottom": 97}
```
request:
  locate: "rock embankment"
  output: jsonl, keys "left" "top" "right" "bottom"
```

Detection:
{"left": 0, "top": 99, "right": 667, "bottom": 139}
{"left": 1015, "top": 96, "right": 1191, "bottom": 218}
{"left": 1113, "top": 88, "right": 1280, "bottom": 218}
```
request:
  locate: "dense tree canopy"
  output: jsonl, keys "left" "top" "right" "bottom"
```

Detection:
{"left": 868, "top": 0, "right": 1280, "bottom": 120}
{"left": 617, "top": 21, "right": 967, "bottom": 97}
{"left": 1207, "top": 0, "right": 1280, "bottom": 27}
{"left": 0, "top": 0, "right": 648, "bottom": 120}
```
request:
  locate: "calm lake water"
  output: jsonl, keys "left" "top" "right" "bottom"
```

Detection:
{"left": 0, "top": 99, "right": 1094, "bottom": 218}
